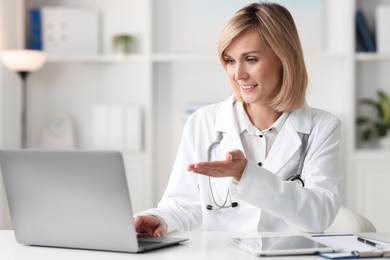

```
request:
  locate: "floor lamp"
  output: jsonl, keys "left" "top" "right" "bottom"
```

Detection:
{"left": 0, "top": 49, "right": 46, "bottom": 148}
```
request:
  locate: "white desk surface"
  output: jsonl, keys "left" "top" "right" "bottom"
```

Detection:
{"left": 0, "top": 230, "right": 389, "bottom": 260}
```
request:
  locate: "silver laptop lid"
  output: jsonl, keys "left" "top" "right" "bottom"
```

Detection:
{"left": 0, "top": 150, "right": 139, "bottom": 252}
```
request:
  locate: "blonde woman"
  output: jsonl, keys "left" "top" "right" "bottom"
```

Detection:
{"left": 135, "top": 2, "right": 341, "bottom": 236}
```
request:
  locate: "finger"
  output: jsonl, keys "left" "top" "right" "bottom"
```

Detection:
{"left": 134, "top": 216, "right": 147, "bottom": 233}
{"left": 134, "top": 216, "right": 161, "bottom": 236}
{"left": 190, "top": 167, "right": 228, "bottom": 177}
{"left": 188, "top": 162, "right": 223, "bottom": 171}
{"left": 225, "top": 152, "right": 233, "bottom": 161}
{"left": 190, "top": 168, "right": 221, "bottom": 177}
{"left": 190, "top": 161, "right": 233, "bottom": 173}
{"left": 191, "top": 165, "right": 234, "bottom": 177}
{"left": 192, "top": 160, "right": 230, "bottom": 168}
{"left": 187, "top": 164, "right": 198, "bottom": 171}
{"left": 227, "top": 149, "right": 244, "bottom": 160}
{"left": 153, "top": 224, "right": 166, "bottom": 237}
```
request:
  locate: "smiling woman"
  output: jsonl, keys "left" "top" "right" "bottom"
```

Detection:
{"left": 218, "top": 3, "right": 307, "bottom": 113}
{"left": 222, "top": 29, "right": 283, "bottom": 129}
{"left": 135, "top": 2, "right": 342, "bottom": 237}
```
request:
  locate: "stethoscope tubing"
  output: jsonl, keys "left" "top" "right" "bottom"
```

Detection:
{"left": 206, "top": 131, "right": 308, "bottom": 210}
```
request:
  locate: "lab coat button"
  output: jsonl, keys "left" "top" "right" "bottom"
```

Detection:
{"left": 259, "top": 135, "right": 264, "bottom": 138}
{"left": 258, "top": 162, "right": 263, "bottom": 167}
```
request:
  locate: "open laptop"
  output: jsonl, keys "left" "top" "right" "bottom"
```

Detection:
{"left": 0, "top": 150, "right": 188, "bottom": 253}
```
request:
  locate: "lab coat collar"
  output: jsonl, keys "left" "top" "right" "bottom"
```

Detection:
{"left": 233, "top": 101, "right": 289, "bottom": 136}
{"left": 214, "top": 95, "right": 312, "bottom": 135}
{"left": 214, "top": 95, "right": 238, "bottom": 133}
{"left": 287, "top": 101, "right": 312, "bottom": 135}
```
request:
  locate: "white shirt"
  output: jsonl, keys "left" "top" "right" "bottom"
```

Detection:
{"left": 233, "top": 101, "right": 289, "bottom": 164}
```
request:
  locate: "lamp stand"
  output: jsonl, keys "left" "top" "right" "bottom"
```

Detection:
{"left": 0, "top": 49, "right": 47, "bottom": 148}
{"left": 18, "top": 71, "right": 30, "bottom": 149}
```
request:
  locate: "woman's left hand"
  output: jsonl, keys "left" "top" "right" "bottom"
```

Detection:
{"left": 187, "top": 149, "right": 247, "bottom": 181}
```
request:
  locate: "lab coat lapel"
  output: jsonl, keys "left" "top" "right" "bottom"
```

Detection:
{"left": 214, "top": 96, "right": 245, "bottom": 157}
{"left": 263, "top": 103, "right": 312, "bottom": 174}
{"left": 263, "top": 121, "right": 301, "bottom": 173}
{"left": 218, "top": 131, "right": 244, "bottom": 158}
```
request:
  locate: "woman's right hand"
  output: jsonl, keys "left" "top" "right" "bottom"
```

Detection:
{"left": 134, "top": 215, "right": 166, "bottom": 237}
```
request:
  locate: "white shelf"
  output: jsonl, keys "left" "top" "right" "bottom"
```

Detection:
{"left": 356, "top": 53, "right": 390, "bottom": 61}
{"left": 151, "top": 51, "right": 348, "bottom": 63}
{"left": 152, "top": 53, "right": 218, "bottom": 63}
{"left": 46, "top": 54, "right": 145, "bottom": 63}
{"left": 46, "top": 52, "right": 348, "bottom": 64}
{"left": 304, "top": 52, "right": 348, "bottom": 60}
{"left": 354, "top": 149, "right": 390, "bottom": 157}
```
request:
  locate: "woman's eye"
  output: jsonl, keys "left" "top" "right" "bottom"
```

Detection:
{"left": 247, "top": 57, "right": 258, "bottom": 63}
{"left": 225, "top": 58, "right": 235, "bottom": 65}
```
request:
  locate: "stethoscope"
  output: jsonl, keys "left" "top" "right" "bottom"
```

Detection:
{"left": 206, "top": 131, "right": 309, "bottom": 211}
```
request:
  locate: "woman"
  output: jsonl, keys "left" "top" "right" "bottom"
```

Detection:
{"left": 135, "top": 2, "right": 341, "bottom": 237}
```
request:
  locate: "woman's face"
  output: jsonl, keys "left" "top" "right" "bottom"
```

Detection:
{"left": 223, "top": 29, "right": 282, "bottom": 106}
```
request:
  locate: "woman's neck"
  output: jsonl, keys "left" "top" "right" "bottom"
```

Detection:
{"left": 244, "top": 102, "right": 282, "bottom": 131}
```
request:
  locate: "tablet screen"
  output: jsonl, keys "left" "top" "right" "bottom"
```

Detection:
{"left": 230, "top": 235, "right": 338, "bottom": 256}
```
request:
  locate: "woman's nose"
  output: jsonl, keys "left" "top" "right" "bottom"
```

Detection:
{"left": 234, "top": 64, "right": 249, "bottom": 80}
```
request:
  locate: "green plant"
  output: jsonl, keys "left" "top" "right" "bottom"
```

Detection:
{"left": 357, "top": 90, "right": 390, "bottom": 141}
{"left": 112, "top": 34, "right": 134, "bottom": 54}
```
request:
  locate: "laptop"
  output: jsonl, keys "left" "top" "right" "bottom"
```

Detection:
{"left": 0, "top": 149, "right": 188, "bottom": 253}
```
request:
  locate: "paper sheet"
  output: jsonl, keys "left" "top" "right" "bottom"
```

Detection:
{"left": 311, "top": 234, "right": 390, "bottom": 259}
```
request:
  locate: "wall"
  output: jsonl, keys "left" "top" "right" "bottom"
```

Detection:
{"left": 0, "top": 0, "right": 24, "bottom": 229}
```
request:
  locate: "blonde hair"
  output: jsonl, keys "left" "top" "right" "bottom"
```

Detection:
{"left": 218, "top": 2, "right": 307, "bottom": 112}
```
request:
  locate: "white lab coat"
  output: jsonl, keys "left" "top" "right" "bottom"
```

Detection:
{"left": 142, "top": 95, "right": 341, "bottom": 233}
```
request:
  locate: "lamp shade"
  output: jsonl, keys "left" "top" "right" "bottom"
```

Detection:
{"left": 0, "top": 49, "right": 46, "bottom": 72}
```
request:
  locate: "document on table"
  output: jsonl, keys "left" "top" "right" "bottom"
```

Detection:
{"left": 311, "top": 234, "right": 390, "bottom": 259}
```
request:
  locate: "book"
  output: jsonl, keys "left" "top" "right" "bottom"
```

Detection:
{"left": 27, "top": 6, "right": 100, "bottom": 55}
{"left": 355, "top": 9, "right": 376, "bottom": 52}
{"left": 28, "top": 8, "right": 43, "bottom": 50}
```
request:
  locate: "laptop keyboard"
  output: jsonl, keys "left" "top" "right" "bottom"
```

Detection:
{"left": 138, "top": 240, "right": 162, "bottom": 247}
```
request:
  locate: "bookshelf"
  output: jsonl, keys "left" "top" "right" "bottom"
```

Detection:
{"left": 19, "top": 0, "right": 154, "bottom": 216}
{"left": 349, "top": 0, "right": 390, "bottom": 232}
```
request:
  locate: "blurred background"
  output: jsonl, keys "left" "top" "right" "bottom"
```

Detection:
{"left": 1, "top": 0, "right": 390, "bottom": 232}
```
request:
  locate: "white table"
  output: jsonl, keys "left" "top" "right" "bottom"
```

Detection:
{"left": 0, "top": 230, "right": 389, "bottom": 260}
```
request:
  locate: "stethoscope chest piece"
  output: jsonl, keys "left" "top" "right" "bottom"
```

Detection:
{"left": 286, "top": 175, "right": 305, "bottom": 187}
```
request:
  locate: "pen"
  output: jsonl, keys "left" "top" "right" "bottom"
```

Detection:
{"left": 357, "top": 236, "right": 383, "bottom": 250}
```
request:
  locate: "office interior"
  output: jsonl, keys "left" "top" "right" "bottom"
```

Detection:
{"left": 0, "top": 0, "right": 389, "bottom": 233}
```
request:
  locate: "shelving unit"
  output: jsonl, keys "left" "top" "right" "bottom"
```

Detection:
{"left": 349, "top": 0, "right": 390, "bottom": 232}
{"left": 19, "top": 0, "right": 154, "bottom": 215}
{"left": 3, "top": 0, "right": 390, "bottom": 231}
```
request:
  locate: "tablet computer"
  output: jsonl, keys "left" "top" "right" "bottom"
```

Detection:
{"left": 229, "top": 234, "right": 340, "bottom": 256}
